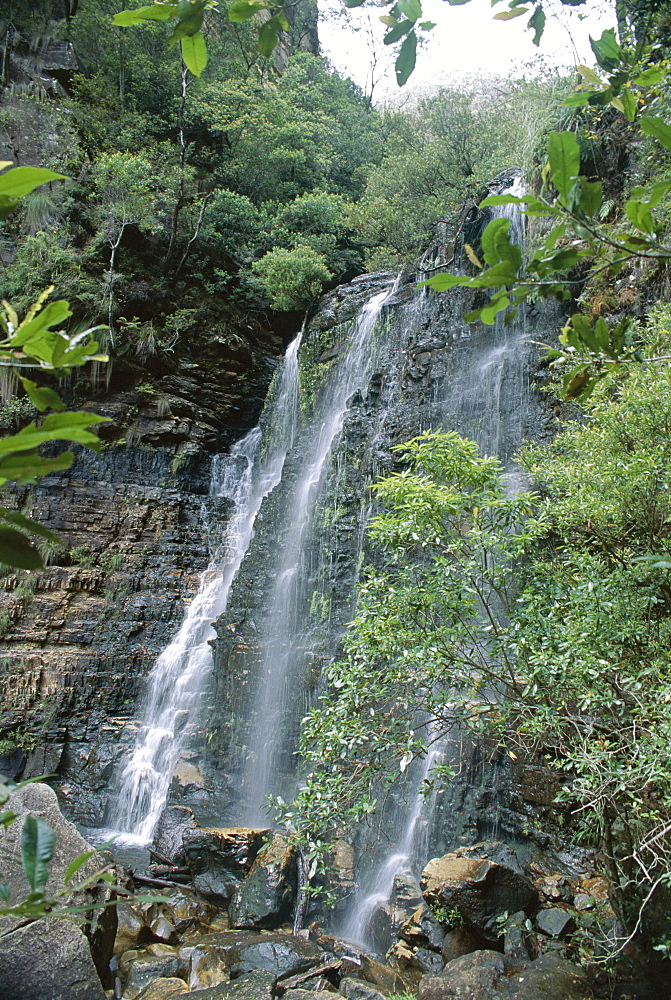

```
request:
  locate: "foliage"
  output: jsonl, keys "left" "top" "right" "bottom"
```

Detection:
{"left": 251, "top": 245, "right": 331, "bottom": 310}
{"left": 286, "top": 397, "right": 671, "bottom": 953}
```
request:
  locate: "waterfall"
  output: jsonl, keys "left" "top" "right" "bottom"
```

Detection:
{"left": 103, "top": 332, "right": 301, "bottom": 844}
{"left": 236, "top": 284, "right": 397, "bottom": 825}
{"left": 339, "top": 178, "right": 534, "bottom": 947}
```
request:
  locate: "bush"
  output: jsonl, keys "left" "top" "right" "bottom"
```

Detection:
{"left": 250, "top": 245, "right": 331, "bottom": 310}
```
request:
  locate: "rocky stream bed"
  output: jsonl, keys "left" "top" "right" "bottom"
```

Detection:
{"left": 0, "top": 784, "right": 623, "bottom": 1000}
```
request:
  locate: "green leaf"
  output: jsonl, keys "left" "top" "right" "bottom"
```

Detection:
{"left": 167, "top": 4, "right": 204, "bottom": 45}
{"left": 8, "top": 300, "right": 72, "bottom": 349}
{"left": 0, "top": 450, "right": 74, "bottom": 487}
{"left": 181, "top": 30, "right": 207, "bottom": 75}
{"left": 634, "top": 65, "right": 665, "bottom": 86}
{"left": 21, "top": 816, "right": 56, "bottom": 889}
{"left": 494, "top": 8, "right": 529, "bottom": 19}
{"left": 480, "top": 217, "right": 521, "bottom": 272}
{"left": 0, "top": 526, "right": 44, "bottom": 569}
{"left": 228, "top": 1, "right": 266, "bottom": 22}
{"left": 620, "top": 89, "right": 637, "bottom": 123}
{"left": 421, "top": 273, "right": 470, "bottom": 293}
{"left": 528, "top": 4, "right": 545, "bottom": 44}
{"left": 384, "top": 19, "right": 414, "bottom": 44}
{"left": 396, "top": 0, "right": 422, "bottom": 21}
{"left": 630, "top": 181, "right": 671, "bottom": 208}
{"left": 395, "top": 30, "right": 417, "bottom": 86}
{"left": 0, "top": 167, "right": 65, "bottom": 200}
{"left": 562, "top": 92, "right": 592, "bottom": 107}
{"left": 576, "top": 178, "right": 602, "bottom": 218}
{"left": 113, "top": 3, "right": 177, "bottom": 25}
{"left": 589, "top": 28, "right": 621, "bottom": 73}
{"left": 625, "top": 198, "right": 655, "bottom": 235}
{"left": 547, "top": 131, "right": 580, "bottom": 201}
{"left": 466, "top": 294, "right": 511, "bottom": 325}
{"left": 0, "top": 508, "right": 60, "bottom": 543}
{"left": 64, "top": 851, "right": 96, "bottom": 884}
{"left": 18, "top": 378, "right": 65, "bottom": 413}
{"left": 576, "top": 64, "right": 602, "bottom": 86}
{"left": 639, "top": 116, "right": 671, "bottom": 152}
{"left": 258, "top": 17, "right": 281, "bottom": 57}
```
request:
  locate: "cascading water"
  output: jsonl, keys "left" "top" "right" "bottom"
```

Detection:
{"left": 236, "top": 284, "right": 397, "bottom": 825}
{"left": 103, "top": 332, "right": 301, "bottom": 843}
{"left": 339, "top": 178, "right": 535, "bottom": 948}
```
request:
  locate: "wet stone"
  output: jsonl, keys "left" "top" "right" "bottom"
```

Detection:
{"left": 134, "top": 979, "right": 187, "bottom": 1000}
{"left": 535, "top": 908, "right": 575, "bottom": 940}
{"left": 339, "top": 978, "right": 387, "bottom": 1000}
{"left": 172, "top": 968, "right": 277, "bottom": 1000}
{"left": 419, "top": 950, "right": 505, "bottom": 1000}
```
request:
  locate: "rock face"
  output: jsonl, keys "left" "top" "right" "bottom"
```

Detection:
{"left": 421, "top": 843, "right": 538, "bottom": 939}
{"left": 229, "top": 832, "right": 298, "bottom": 929}
{"left": 183, "top": 827, "right": 269, "bottom": 907}
{"left": 0, "top": 919, "right": 107, "bottom": 1000}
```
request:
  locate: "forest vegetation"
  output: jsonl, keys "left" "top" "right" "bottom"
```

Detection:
{"left": 2, "top": 0, "right": 671, "bottom": 984}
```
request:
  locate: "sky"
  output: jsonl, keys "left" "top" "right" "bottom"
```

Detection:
{"left": 320, "top": 0, "right": 616, "bottom": 100}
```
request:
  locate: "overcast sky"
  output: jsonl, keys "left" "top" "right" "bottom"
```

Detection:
{"left": 321, "top": 0, "right": 616, "bottom": 99}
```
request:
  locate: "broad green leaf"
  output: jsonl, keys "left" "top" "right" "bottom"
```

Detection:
{"left": 0, "top": 450, "right": 74, "bottom": 487}
{"left": 547, "top": 131, "right": 580, "bottom": 201}
{"left": 589, "top": 28, "right": 621, "bottom": 72}
{"left": 419, "top": 20, "right": 436, "bottom": 29}
{"left": 395, "top": 30, "right": 417, "bottom": 86}
{"left": 467, "top": 295, "right": 511, "bottom": 325}
{"left": 258, "top": 17, "right": 281, "bottom": 56}
{"left": 576, "top": 178, "right": 602, "bottom": 218}
{"left": 396, "top": 0, "right": 422, "bottom": 21}
{"left": 343, "top": 0, "right": 366, "bottom": 7}
{"left": 493, "top": 7, "right": 528, "bottom": 18}
{"left": 228, "top": 1, "right": 266, "bottom": 22}
{"left": 18, "top": 378, "right": 65, "bottom": 413}
{"left": 64, "top": 851, "right": 96, "bottom": 884}
{"left": 8, "top": 300, "right": 72, "bottom": 350}
{"left": 562, "top": 92, "right": 591, "bottom": 107}
{"left": 639, "top": 116, "right": 671, "bottom": 151}
{"left": 181, "top": 31, "right": 207, "bottom": 75}
{"left": 0, "top": 167, "right": 66, "bottom": 199}
{"left": 0, "top": 411, "right": 108, "bottom": 455}
{"left": 625, "top": 198, "right": 655, "bottom": 235}
{"left": 113, "top": 4, "right": 177, "bottom": 25}
{"left": 479, "top": 194, "right": 525, "bottom": 207}
{"left": 0, "top": 526, "right": 44, "bottom": 569}
{"left": 167, "top": 5, "right": 204, "bottom": 45}
{"left": 21, "top": 816, "right": 56, "bottom": 890}
{"left": 620, "top": 89, "right": 637, "bottom": 123}
{"left": 0, "top": 508, "right": 60, "bottom": 543}
{"left": 480, "top": 217, "right": 521, "bottom": 271}
{"left": 634, "top": 65, "right": 666, "bottom": 86}
{"left": 630, "top": 181, "right": 671, "bottom": 208}
{"left": 385, "top": 19, "right": 414, "bottom": 44}
{"left": 576, "top": 64, "right": 602, "bottom": 86}
{"left": 421, "top": 273, "right": 470, "bottom": 293}
{"left": 527, "top": 4, "right": 545, "bottom": 44}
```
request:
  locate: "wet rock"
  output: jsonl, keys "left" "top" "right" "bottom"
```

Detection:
{"left": 229, "top": 832, "right": 298, "bottom": 929}
{"left": 0, "top": 918, "right": 106, "bottom": 1000}
{"left": 535, "top": 908, "right": 575, "bottom": 940}
{"left": 152, "top": 805, "right": 198, "bottom": 865}
{"left": 283, "top": 992, "right": 338, "bottom": 999}
{"left": 134, "top": 979, "right": 187, "bottom": 1000}
{"left": 227, "top": 931, "right": 324, "bottom": 978}
{"left": 188, "top": 944, "right": 231, "bottom": 990}
{"left": 503, "top": 911, "right": 537, "bottom": 964}
{"left": 393, "top": 871, "right": 422, "bottom": 911}
{"left": 418, "top": 950, "right": 505, "bottom": 1000}
{"left": 340, "top": 978, "right": 387, "bottom": 1000}
{"left": 115, "top": 901, "right": 150, "bottom": 956}
{"left": 399, "top": 903, "right": 445, "bottom": 951}
{"left": 360, "top": 953, "right": 408, "bottom": 993}
{"left": 145, "top": 888, "right": 218, "bottom": 939}
{"left": 502, "top": 953, "right": 592, "bottom": 999}
{"left": 441, "top": 927, "right": 484, "bottom": 965}
{"left": 0, "top": 782, "right": 116, "bottom": 984}
{"left": 421, "top": 843, "right": 537, "bottom": 939}
{"left": 118, "top": 944, "right": 187, "bottom": 999}
{"left": 173, "top": 968, "right": 277, "bottom": 1000}
{"left": 276, "top": 957, "right": 342, "bottom": 994}
{"left": 183, "top": 827, "right": 268, "bottom": 906}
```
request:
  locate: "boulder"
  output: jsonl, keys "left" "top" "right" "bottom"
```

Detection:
{"left": 340, "top": 978, "right": 387, "bottom": 1000}
{"left": 135, "top": 979, "right": 188, "bottom": 1000}
{"left": 399, "top": 904, "right": 444, "bottom": 951}
{"left": 229, "top": 832, "right": 298, "bottom": 929}
{"left": 418, "top": 950, "right": 505, "bottom": 1000}
{"left": 115, "top": 902, "right": 150, "bottom": 956}
{"left": 421, "top": 843, "right": 537, "bottom": 939}
{"left": 183, "top": 827, "right": 269, "bottom": 906}
{"left": 188, "top": 944, "right": 231, "bottom": 991}
{"left": 172, "top": 968, "right": 277, "bottom": 1000}
{"left": 502, "top": 912, "right": 537, "bottom": 964}
{"left": 227, "top": 931, "right": 325, "bottom": 978}
{"left": 118, "top": 944, "right": 188, "bottom": 999}
{"left": 535, "top": 908, "right": 575, "bottom": 940}
{"left": 393, "top": 871, "right": 422, "bottom": 911}
{"left": 145, "top": 888, "right": 218, "bottom": 939}
{"left": 360, "top": 953, "right": 408, "bottom": 994}
{"left": 0, "top": 782, "right": 116, "bottom": 987}
{"left": 502, "top": 953, "right": 592, "bottom": 999}
{"left": 441, "top": 927, "right": 485, "bottom": 965}
{"left": 0, "top": 918, "right": 106, "bottom": 1000}
{"left": 152, "top": 805, "right": 198, "bottom": 865}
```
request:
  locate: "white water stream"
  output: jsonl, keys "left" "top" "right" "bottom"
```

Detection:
{"left": 238, "top": 284, "right": 397, "bottom": 824}
{"left": 103, "top": 333, "right": 301, "bottom": 844}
